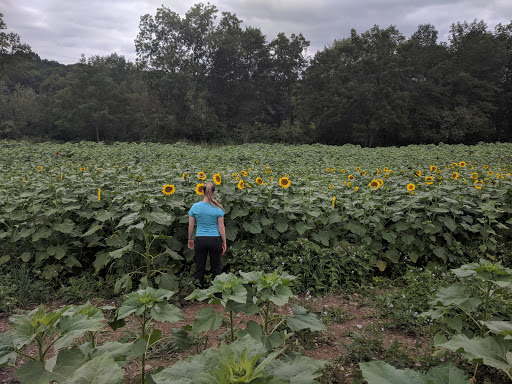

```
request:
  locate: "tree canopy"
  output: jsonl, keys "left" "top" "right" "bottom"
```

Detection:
{"left": 0, "top": 9, "right": 510, "bottom": 145}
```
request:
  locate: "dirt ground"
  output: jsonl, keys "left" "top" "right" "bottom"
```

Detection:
{"left": 0, "top": 293, "right": 424, "bottom": 384}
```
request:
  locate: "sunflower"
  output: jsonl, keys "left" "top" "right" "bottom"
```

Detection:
{"left": 487, "top": 171, "right": 493, "bottom": 176}
{"left": 383, "top": 167, "right": 389, "bottom": 172}
{"left": 197, "top": 172, "right": 206, "bottom": 180}
{"left": 328, "top": 184, "right": 334, "bottom": 189}
{"left": 406, "top": 183, "right": 415, "bottom": 192}
{"left": 451, "top": 172, "right": 459, "bottom": 180}
{"left": 213, "top": 173, "right": 222, "bottom": 185}
{"left": 348, "top": 175, "right": 354, "bottom": 181}
{"left": 37, "top": 166, "right": 43, "bottom": 171}
{"left": 279, "top": 177, "right": 291, "bottom": 188}
{"left": 355, "top": 167, "right": 360, "bottom": 171}
{"left": 255, "top": 177, "right": 263, "bottom": 185}
{"left": 332, "top": 196, "right": 336, "bottom": 207}
{"left": 326, "top": 168, "right": 330, "bottom": 172}
{"left": 55, "top": 151, "right": 61, "bottom": 156}
{"left": 425, "top": 176, "right": 434, "bottom": 185}
{"left": 162, "top": 184, "right": 176, "bottom": 196}
{"left": 196, "top": 183, "right": 204, "bottom": 195}
{"left": 80, "top": 167, "right": 86, "bottom": 172}
{"left": 241, "top": 170, "right": 248, "bottom": 177}
{"left": 354, "top": 186, "right": 359, "bottom": 192}
{"left": 98, "top": 188, "right": 101, "bottom": 201}
{"left": 369, "top": 179, "right": 380, "bottom": 190}
{"left": 459, "top": 161, "right": 466, "bottom": 167}
{"left": 430, "top": 165, "right": 437, "bottom": 172}
{"left": 415, "top": 170, "right": 422, "bottom": 177}
{"left": 377, "top": 179, "right": 384, "bottom": 186}
{"left": 237, "top": 180, "right": 245, "bottom": 190}
{"left": 361, "top": 170, "right": 367, "bottom": 176}
{"left": 474, "top": 180, "right": 484, "bottom": 189}
{"left": 471, "top": 172, "right": 478, "bottom": 179}
{"left": 347, "top": 182, "right": 351, "bottom": 188}
{"left": 265, "top": 168, "right": 271, "bottom": 174}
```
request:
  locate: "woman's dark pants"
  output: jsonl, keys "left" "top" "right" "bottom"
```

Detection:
{"left": 193, "top": 236, "right": 222, "bottom": 288}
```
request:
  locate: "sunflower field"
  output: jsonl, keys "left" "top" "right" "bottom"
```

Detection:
{"left": 0, "top": 140, "right": 511, "bottom": 292}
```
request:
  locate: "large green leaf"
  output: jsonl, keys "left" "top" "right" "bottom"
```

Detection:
{"left": 54, "top": 313, "right": 105, "bottom": 349}
{"left": 423, "top": 363, "right": 471, "bottom": 384}
{"left": 286, "top": 305, "right": 326, "bottom": 332}
{"left": 438, "top": 335, "right": 512, "bottom": 372}
{"left": 150, "top": 302, "right": 183, "bottom": 323}
{"left": 266, "top": 354, "right": 325, "bottom": 384}
{"left": 192, "top": 307, "right": 223, "bottom": 334}
{"left": 108, "top": 240, "right": 134, "bottom": 259}
{"left": 430, "top": 284, "right": 481, "bottom": 313}
{"left": 483, "top": 321, "right": 512, "bottom": 339}
{"left": 269, "top": 285, "right": 293, "bottom": 306}
{"left": 360, "top": 361, "right": 423, "bottom": 384}
{"left": 63, "top": 353, "right": 124, "bottom": 384}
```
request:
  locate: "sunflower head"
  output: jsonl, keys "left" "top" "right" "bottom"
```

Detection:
{"left": 328, "top": 184, "right": 334, "bottom": 189}
{"left": 256, "top": 177, "right": 263, "bottom": 185}
{"left": 213, "top": 173, "right": 222, "bottom": 185}
{"left": 237, "top": 180, "right": 245, "bottom": 190}
{"left": 369, "top": 179, "right": 380, "bottom": 190}
{"left": 474, "top": 180, "right": 483, "bottom": 189}
{"left": 361, "top": 170, "right": 367, "bottom": 176}
{"left": 265, "top": 168, "right": 271, "bottom": 174}
{"left": 355, "top": 167, "right": 360, "bottom": 171}
{"left": 354, "top": 186, "right": 359, "bottom": 192}
{"left": 430, "top": 165, "right": 437, "bottom": 172}
{"left": 279, "top": 177, "right": 290, "bottom": 188}
{"left": 425, "top": 176, "right": 434, "bottom": 185}
{"left": 451, "top": 172, "right": 459, "bottom": 180}
{"left": 37, "top": 166, "right": 43, "bottom": 171}
{"left": 326, "top": 168, "right": 330, "bottom": 172}
{"left": 459, "top": 161, "right": 466, "bottom": 167}
{"left": 471, "top": 172, "right": 478, "bottom": 179}
{"left": 377, "top": 179, "right": 384, "bottom": 186}
{"left": 241, "top": 170, "right": 248, "bottom": 177}
{"left": 198, "top": 172, "right": 206, "bottom": 180}
{"left": 196, "top": 183, "right": 204, "bottom": 195}
{"left": 55, "top": 151, "right": 61, "bottom": 156}
{"left": 348, "top": 175, "right": 354, "bottom": 181}
{"left": 415, "top": 170, "right": 422, "bottom": 177}
{"left": 332, "top": 196, "right": 336, "bottom": 207}
{"left": 407, "top": 183, "right": 415, "bottom": 192}
{"left": 162, "top": 184, "right": 176, "bottom": 196}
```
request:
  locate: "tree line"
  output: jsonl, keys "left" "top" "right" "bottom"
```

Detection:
{"left": 0, "top": 6, "right": 511, "bottom": 146}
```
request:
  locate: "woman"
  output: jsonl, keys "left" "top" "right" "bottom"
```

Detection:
{"left": 188, "top": 182, "right": 226, "bottom": 288}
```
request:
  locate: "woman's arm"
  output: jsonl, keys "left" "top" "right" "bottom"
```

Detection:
{"left": 188, "top": 216, "right": 195, "bottom": 250}
{"left": 218, "top": 216, "right": 226, "bottom": 255}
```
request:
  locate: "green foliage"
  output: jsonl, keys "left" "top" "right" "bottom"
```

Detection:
{"left": 114, "top": 287, "right": 183, "bottom": 383}
{"left": 422, "top": 259, "right": 512, "bottom": 381}
{"left": 148, "top": 335, "right": 325, "bottom": 384}
{"left": 186, "top": 272, "right": 325, "bottom": 348}
{"left": 374, "top": 266, "right": 452, "bottom": 335}
{"left": 0, "top": 140, "right": 511, "bottom": 294}
{"left": 360, "top": 361, "right": 471, "bottom": 384}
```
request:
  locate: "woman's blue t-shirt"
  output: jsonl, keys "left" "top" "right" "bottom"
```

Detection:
{"left": 189, "top": 201, "right": 224, "bottom": 236}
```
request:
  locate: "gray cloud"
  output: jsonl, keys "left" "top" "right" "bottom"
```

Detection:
{"left": 2, "top": 0, "right": 511, "bottom": 64}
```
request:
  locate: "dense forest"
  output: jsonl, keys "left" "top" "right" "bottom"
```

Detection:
{"left": 0, "top": 5, "right": 511, "bottom": 146}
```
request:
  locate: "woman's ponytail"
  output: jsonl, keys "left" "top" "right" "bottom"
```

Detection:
{"left": 203, "top": 182, "right": 224, "bottom": 210}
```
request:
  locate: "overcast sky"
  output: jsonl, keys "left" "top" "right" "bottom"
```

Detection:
{"left": 1, "top": 0, "right": 511, "bottom": 65}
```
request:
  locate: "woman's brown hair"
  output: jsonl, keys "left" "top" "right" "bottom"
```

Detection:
{"left": 203, "top": 182, "right": 224, "bottom": 210}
